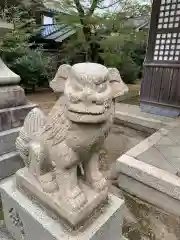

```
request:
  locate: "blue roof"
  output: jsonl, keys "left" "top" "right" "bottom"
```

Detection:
{"left": 40, "top": 2, "right": 76, "bottom": 42}
{"left": 40, "top": 24, "right": 76, "bottom": 42}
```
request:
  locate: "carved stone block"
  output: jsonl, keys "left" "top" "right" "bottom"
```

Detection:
{"left": 0, "top": 177, "right": 125, "bottom": 240}
{"left": 16, "top": 168, "right": 108, "bottom": 226}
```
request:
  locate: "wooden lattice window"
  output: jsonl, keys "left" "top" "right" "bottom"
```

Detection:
{"left": 149, "top": 0, "right": 180, "bottom": 63}
{"left": 158, "top": 0, "right": 180, "bottom": 30}
{"left": 154, "top": 33, "right": 180, "bottom": 60}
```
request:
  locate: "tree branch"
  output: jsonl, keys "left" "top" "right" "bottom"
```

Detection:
{"left": 74, "top": 0, "right": 84, "bottom": 17}
{"left": 88, "top": 0, "right": 98, "bottom": 16}
{"left": 97, "top": 0, "right": 120, "bottom": 9}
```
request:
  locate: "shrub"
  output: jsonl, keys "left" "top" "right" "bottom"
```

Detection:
{"left": 0, "top": 3, "right": 55, "bottom": 91}
{"left": 9, "top": 49, "right": 55, "bottom": 91}
{"left": 100, "top": 31, "right": 147, "bottom": 84}
{"left": 118, "top": 55, "right": 140, "bottom": 84}
{"left": 101, "top": 52, "right": 140, "bottom": 84}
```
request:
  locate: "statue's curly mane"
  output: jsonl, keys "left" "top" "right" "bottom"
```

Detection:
{"left": 44, "top": 102, "right": 70, "bottom": 146}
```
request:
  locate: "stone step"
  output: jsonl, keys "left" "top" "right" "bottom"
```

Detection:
{"left": 0, "top": 103, "right": 36, "bottom": 132}
{"left": 0, "top": 151, "right": 24, "bottom": 180}
{"left": 0, "top": 127, "right": 21, "bottom": 156}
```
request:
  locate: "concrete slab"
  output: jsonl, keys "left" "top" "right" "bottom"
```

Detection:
{"left": 156, "top": 135, "right": 177, "bottom": 146}
{"left": 156, "top": 145, "right": 180, "bottom": 159}
{"left": 0, "top": 178, "right": 125, "bottom": 240}
{"left": 137, "top": 146, "right": 176, "bottom": 174}
{"left": 125, "top": 127, "right": 168, "bottom": 158}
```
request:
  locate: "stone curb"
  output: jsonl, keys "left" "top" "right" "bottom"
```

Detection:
{"left": 117, "top": 154, "right": 180, "bottom": 201}
{"left": 125, "top": 127, "right": 169, "bottom": 158}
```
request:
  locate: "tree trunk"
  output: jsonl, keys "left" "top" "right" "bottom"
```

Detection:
{"left": 82, "top": 24, "right": 92, "bottom": 61}
{"left": 82, "top": 25, "right": 101, "bottom": 63}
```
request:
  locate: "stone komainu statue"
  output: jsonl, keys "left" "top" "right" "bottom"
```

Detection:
{"left": 16, "top": 63, "right": 128, "bottom": 217}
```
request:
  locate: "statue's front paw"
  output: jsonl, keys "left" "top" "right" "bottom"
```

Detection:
{"left": 69, "top": 192, "right": 87, "bottom": 211}
{"left": 92, "top": 177, "right": 108, "bottom": 192}
{"left": 67, "top": 187, "right": 87, "bottom": 211}
{"left": 41, "top": 179, "right": 59, "bottom": 193}
{"left": 40, "top": 171, "right": 59, "bottom": 193}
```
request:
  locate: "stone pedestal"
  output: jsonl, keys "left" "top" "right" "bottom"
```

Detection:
{"left": 16, "top": 168, "right": 109, "bottom": 227}
{"left": 0, "top": 177, "right": 125, "bottom": 240}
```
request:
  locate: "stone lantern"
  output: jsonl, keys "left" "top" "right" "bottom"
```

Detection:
{"left": 0, "top": 19, "right": 36, "bottom": 180}
{"left": 0, "top": 19, "right": 26, "bottom": 108}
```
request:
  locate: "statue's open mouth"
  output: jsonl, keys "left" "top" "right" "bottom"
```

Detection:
{"left": 66, "top": 102, "right": 111, "bottom": 123}
{"left": 68, "top": 110, "right": 104, "bottom": 116}
{"left": 67, "top": 102, "right": 107, "bottom": 115}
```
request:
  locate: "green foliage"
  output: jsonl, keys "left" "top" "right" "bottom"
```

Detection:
{"left": 0, "top": 1, "right": 55, "bottom": 91}
{"left": 101, "top": 52, "right": 140, "bottom": 84}
{"left": 0, "top": 0, "right": 150, "bottom": 87}
{"left": 100, "top": 29, "right": 147, "bottom": 83}
{"left": 48, "top": 0, "right": 150, "bottom": 83}
{"left": 0, "top": 5, "right": 35, "bottom": 61}
{"left": 10, "top": 49, "right": 54, "bottom": 91}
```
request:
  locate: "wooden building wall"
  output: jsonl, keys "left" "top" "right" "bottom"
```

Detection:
{"left": 140, "top": 0, "right": 180, "bottom": 116}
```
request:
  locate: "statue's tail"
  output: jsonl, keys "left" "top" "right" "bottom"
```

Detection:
{"left": 16, "top": 108, "right": 46, "bottom": 166}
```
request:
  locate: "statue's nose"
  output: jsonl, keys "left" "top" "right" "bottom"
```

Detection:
{"left": 82, "top": 87, "right": 93, "bottom": 98}
{"left": 81, "top": 87, "right": 96, "bottom": 105}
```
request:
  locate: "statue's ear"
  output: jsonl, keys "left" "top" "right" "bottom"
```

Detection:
{"left": 107, "top": 68, "right": 129, "bottom": 99}
{"left": 49, "top": 64, "right": 72, "bottom": 93}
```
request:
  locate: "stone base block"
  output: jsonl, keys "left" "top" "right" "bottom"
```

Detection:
{"left": 0, "top": 104, "right": 36, "bottom": 179}
{"left": 16, "top": 168, "right": 109, "bottom": 227}
{"left": 0, "top": 86, "right": 27, "bottom": 109}
{"left": 0, "top": 103, "right": 36, "bottom": 132}
{"left": 0, "top": 127, "right": 21, "bottom": 155}
{"left": 0, "top": 177, "right": 125, "bottom": 240}
{"left": 0, "top": 151, "right": 24, "bottom": 180}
